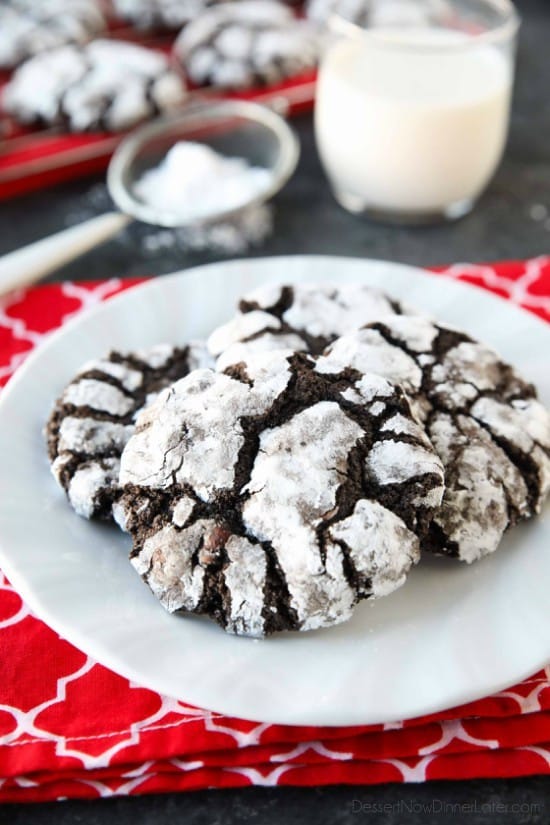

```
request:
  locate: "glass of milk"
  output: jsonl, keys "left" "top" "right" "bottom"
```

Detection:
{"left": 315, "top": 0, "right": 520, "bottom": 224}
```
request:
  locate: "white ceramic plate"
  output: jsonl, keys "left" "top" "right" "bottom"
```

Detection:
{"left": 0, "top": 256, "right": 549, "bottom": 727}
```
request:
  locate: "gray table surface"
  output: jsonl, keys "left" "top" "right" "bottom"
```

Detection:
{"left": 1, "top": 1, "right": 549, "bottom": 822}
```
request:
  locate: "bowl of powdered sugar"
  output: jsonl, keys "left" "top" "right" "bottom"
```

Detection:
{"left": 108, "top": 99, "right": 300, "bottom": 228}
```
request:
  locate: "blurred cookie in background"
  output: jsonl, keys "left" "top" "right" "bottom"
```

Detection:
{"left": 305, "top": 0, "right": 430, "bottom": 27}
{"left": 111, "top": 0, "right": 229, "bottom": 32}
{"left": 305, "top": 0, "right": 369, "bottom": 25}
{"left": 3, "top": 39, "right": 187, "bottom": 132}
{"left": 0, "top": 0, "right": 106, "bottom": 70}
{"left": 174, "top": 0, "right": 319, "bottom": 89}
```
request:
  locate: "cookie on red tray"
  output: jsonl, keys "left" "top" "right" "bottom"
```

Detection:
{"left": 174, "top": 0, "right": 319, "bottom": 89}
{"left": 4, "top": 39, "right": 186, "bottom": 132}
{"left": 0, "top": 0, "right": 105, "bottom": 70}
{"left": 112, "top": 0, "right": 227, "bottom": 31}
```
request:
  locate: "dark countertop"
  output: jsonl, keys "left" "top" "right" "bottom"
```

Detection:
{"left": 1, "top": 780, "right": 549, "bottom": 825}
{"left": 1, "top": 1, "right": 549, "bottom": 823}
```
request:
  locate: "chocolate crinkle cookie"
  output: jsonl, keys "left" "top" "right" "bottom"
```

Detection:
{"left": 174, "top": 0, "right": 320, "bottom": 89}
{"left": 111, "top": 0, "right": 229, "bottom": 31}
{"left": 305, "top": 0, "right": 370, "bottom": 25}
{"left": 208, "top": 281, "right": 419, "bottom": 369}
{"left": 45, "top": 343, "right": 211, "bottom": 521}
{"left": 3, "top": 39, "right": 187, "bottom": 133}
{"left": 117, "top": 349, "right": 445, "bottom": 637}
{"left": 305, "top": 0, "right": 430, "bottom": 27}
{"left": 320, "top": 316, "right": 550, "bottom": 562}
{"left": 0, "top": 0, "right": 106, "bottom": 70}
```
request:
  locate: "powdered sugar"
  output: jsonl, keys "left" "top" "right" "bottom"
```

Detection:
{"left": 63, "top": 379, "right": 136, "bottom": 416}
{"left": 112, "top": 0, "right": 218, "bottom": 30}
{"left": 4, "top": 39, "right": 186, "bottom": 131}
{"left": 134, "top": 142, "right": 273, "bottom": 225}
{"left": 282, "top": 284, "right": 405, "bottom": 339}
{"left": 47, "top": 342, "right": 213, "bottom": 520}
{"left": 119, "top": 350, "right": 444, "bottom": 634}
{"left": 57, "top": 417, "right": 133, "bottom": 455}
{"left": 0, "top": 0, "right": 106, "bottom": 69}
{"left": 208, "top": 310, "right": 282, "bottom": 354}
{"left": 326, "top": 499, "right": 419, "bottom": 598}
{"left": 209, "top": 282, "right": 418, "bottom": 368}
{"left": 224, "top": 536, "right": 267, "bottom": 637}
{"left": 78, "top": 358, "right": 144, "bottom": 391}
{"left": 318, "top": 327, "right": 423, "bottom": 396}
{"left": 64, "top": 181, "right": 273, "bottom": 256}
{"left": 174, "top": 0, "right": 319, "bottom": 89}
{"left": 428, "top": 412, "right": 529, "bottom": 563}
{"left": 133, "top": 522, "right": 206, "bottom": 611}
{"left": 214, "top": 330, "right": 306, "bottom": 372}
{"left": 366, "top": 440, "right": 443, "bottom": 486}
{"left": 242, "top": 401, "right": 363, "bottom": 629}
{"left": 120, "top": 368, "right": 284, "bottom": 499}
{"left": 67, "top": 458, "right": 120, "bottom": 519}
{"left": 143, "top": 204, "right": 274, "bottom": 254}
{"left": 325, "top": 316, "right": 550, "bottom": 561}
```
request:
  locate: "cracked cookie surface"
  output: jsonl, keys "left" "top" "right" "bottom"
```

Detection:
{"left": 118, "top": 349, "right": 445, "bottom": 636}
{"left": 208, "top": 281, "right": 419, "bottom": 369}
{"left": 45, "top": 342, "right": 211, "bottom": 520}
{"left": 320, "top": 316, "right": 550, "bottom": 562}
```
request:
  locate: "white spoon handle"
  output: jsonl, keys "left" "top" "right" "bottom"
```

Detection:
{"left": 0, "top": 212, "right": 132, "bottom": 296}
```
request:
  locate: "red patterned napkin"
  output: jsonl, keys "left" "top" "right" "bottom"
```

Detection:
{"left": 1, "top": 259, "right": 549, "bottom": 803}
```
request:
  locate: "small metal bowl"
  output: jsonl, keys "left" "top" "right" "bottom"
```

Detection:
{"left": 107, "top": 98, "right": 300, "bottom": 228}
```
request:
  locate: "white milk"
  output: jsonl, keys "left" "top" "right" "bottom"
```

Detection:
{"left": 315, "top": 29, "right": 513, "bottom": 216}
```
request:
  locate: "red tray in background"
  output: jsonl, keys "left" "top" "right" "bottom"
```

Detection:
{"left": 0, "top": 19, "right": 316, "bottom": 201}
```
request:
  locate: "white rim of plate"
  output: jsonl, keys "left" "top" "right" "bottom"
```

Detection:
{"left": 0, "top": 255, "right": 548, "bottom": 727}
